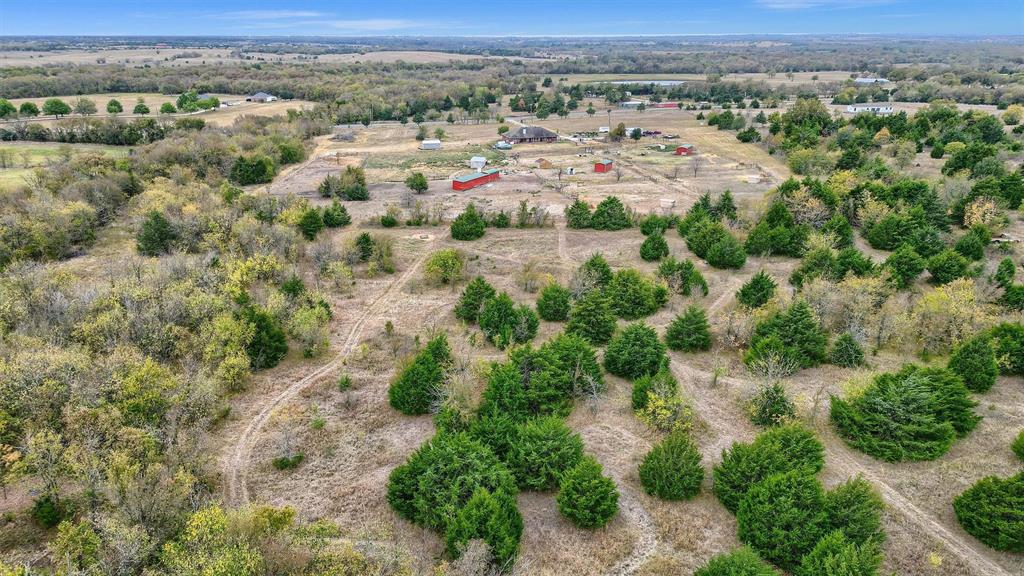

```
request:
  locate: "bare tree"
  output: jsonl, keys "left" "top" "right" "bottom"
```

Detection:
{"left": 614, "top": 166, "right": 623, "bottom": 182}
{"left": 691, "top": 155, "right": 704, "bottom": 177}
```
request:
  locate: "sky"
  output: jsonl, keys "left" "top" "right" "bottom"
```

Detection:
{"left": 1, "top": 0, "right": 1022, "bottom": 37}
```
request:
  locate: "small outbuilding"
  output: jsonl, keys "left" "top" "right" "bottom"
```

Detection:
{"left": 594, "top": 159, "right": 614, "bottom": 173}
{"left": 535, "top": 158, "right": 554, "bottom": 169}
{"left": 420, "top": 139, "right": 442, "bottom": 150}
{"left": 452, "top": 169, "right": 500, "bottom": 191}
{"left": 674, "top": 144, "right": 696, "bottom": 156}
{"left": 469, "top": 156, "right": 488, "bottom": 171}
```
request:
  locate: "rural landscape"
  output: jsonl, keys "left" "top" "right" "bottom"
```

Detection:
{"left": 1, "top": 13, "right": 1023, "bottom": 576}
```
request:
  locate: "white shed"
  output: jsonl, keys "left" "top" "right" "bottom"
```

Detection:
{"left": 420, "top": 139, "right": 441, "bottom": 150}
{"left": 469, "top": 156, "right": 487, "bottom": 171}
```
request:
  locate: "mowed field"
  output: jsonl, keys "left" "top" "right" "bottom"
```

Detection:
{"left": 0, "top": 141, "right": 128, "bottom": 188}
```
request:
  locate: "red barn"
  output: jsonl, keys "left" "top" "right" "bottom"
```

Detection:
{"left": 594, "top": 159, "right": 614, "bottom": 173}
{"left": 651, "top": 102, "right": 681, "bottom": 109}
{"left": 674, "top": 144, "right": 696, "bottom": 156}
{"left": 452, "top": 169, "right": 499, "bottom": 191}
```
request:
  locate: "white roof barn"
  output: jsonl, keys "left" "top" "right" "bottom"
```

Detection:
{"left": 420, "top": 139, "right": 442, "bottom": 150}
{"left": 469, "top": 156, "right": 487, "bottom": 171}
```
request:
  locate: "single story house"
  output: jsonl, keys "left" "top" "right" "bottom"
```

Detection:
{"left": 594, "top": 159, "right": 614, "bottom": 173}
{"left": 246, "top": 92, "right": 278, "bottom": 103}
{"left": 674, "top": 144, "right": 696, "bottom": 156}
{"left": 452, "top": 169, "right": 499, "bottom": 191}
{"left": 469, "top": 156, "right": 487, "bottom": 171}
{"left": 846, "top": 104, "right": 894, "bottom": 115}
{"left": 854, "top": 77, "right": 889, "bottom": 84}
{"left": 619, "top": 100, "right": 644, "bottom": 109}
{"left": 420, "top": 139, "right": 442, "bottom": 150}
{"left": 503, "top": 126, "right": 558, "bottom": 144}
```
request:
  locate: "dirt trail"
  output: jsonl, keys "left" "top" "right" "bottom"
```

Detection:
{"left": 222, "top": 243, "right": 434, "bottom": 506}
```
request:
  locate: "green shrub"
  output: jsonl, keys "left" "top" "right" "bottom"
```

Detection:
{"left": 707, "top": 235, "right": 748, "bottom": 269}
{"left": 736, "top": 471, "right": 828, "bottom": 571}
{"left": 1012, "top": 430, "right": 1024, "bottom": 461}
{"left": 590, "top": 196, "right": 632, "bottom": 230}
{"left": 272, "top": 453, "right": 304, "bottom": 470}
{"left": 507, "top": 417, "right": 584, "bottom": 491}
{"left": 657, "top": 257, "right": 708, "bottom": 296}
{"left": 795, "top": 531, "right": 882, "bottom": 576}
{"left": 451, "top": 203, "right": 486, "bottom": 241}
{"left": 640, "top": 232, "right": 670, "bottom": 261}
{"left": 136, "top": 210, "right": 177, "bottom": 256}
{"left": 687, "top": 219, "right": 731, "bottom": 259}
{"left": 536, "top": 283, "right": 572, "bottom": 321}
{"left": 927, "top": 249, "right": 970, "bottom": 285}
{"left": 566, "top": 199, "right": 592, "bottom": 229}
{"left": 467, "top": 413, "right": 520, "bottom": 461}
{"left": 566, "top": 290, "right": 617, "bottom": 346}
{"left": 952, "top": 472, "right": 1024, "bottom": 552}
{"left": 321, "top": 201, "right": 351, "bottom": 227}
{"left": 745, "top": 300, "right": 828, "bottom": 370}
{"left": 823, "top": 477, "right": 885, "bottom": 546}
{"left": 454, "top": 276, "right": 496, "bottom": 324}
{"left": 424, "top": 249, "right": 464, "bottom": 285}
{"left": 543, "top": 332, "right": 605, "bottom": 395}
{"left": 388, "top": 334, "right": 452, "bottom": 415}
{"left": 31, "top": 494, "right": 68, "bottom": 528}
{"left": 604, "top": 323, "right": 668, "bottom": 379}
{"left": 713, "top": 424, "right": 825, "bottom": 513}
{"left": 480, "top": 345, "right": 580, "bottom": 421}
{"left": 883, "top": 244, "right": 925, "bottom": 289}
{"left": 296, "top": 208, "right": 325, "bottom": 240}
{"left": 557, "top": 456, "right": 619, "bottom": 529}
{"left": 989, "top": 322, "right": 1024, "bottom": 375}
{"left": 479, "top": 293, "right": 538, "bottom": 349}
{"left": 831, "top": 365, "right": 980, "bottom": 462}
{"left": 830, "top": 333, "right": 865, "bottom": 368}
{"left": 242, "top": 306, "right": 288, "bottom": 370}
{"left": 748, "top": 382, "right": 795, "bottom": 427}
{"left": 954, "top": 232, "right": 986, "bottom": 261}
{"left": 444, "top": 488, "right": 523, "bottom": 567}
{"left": 737, "top": 271, "right": 776, "bottom": 309}
{"left": 665, "top": 306, "right": 712, "bottom": 352}
{"left": 631, "top": 368, "right": 678, "bottom": 411}
{"left": 606, "top": 269, "right": 666, "bottom": 319}
{"left": 387, "top": 433, "right": 518, "bottom": 532}
{"left": 822, "top": 213, "right": 854, "bottom": 248}
{"left": 230, "top": 154, "right": 275, "bottom": 185}
{"left": 947, "top": 334, "right": 998, "bottom": 392}
{"left": 638, "top": 429, "right": 704, "bottom": 500}
{"left": 745, "top": 201, "right": 808, "bottom": 257}
{"left": 694, "top": 547, "right": 778, "bottom": 576}
{"left": 640, "top": 213, "right": 676, "bottom": 236}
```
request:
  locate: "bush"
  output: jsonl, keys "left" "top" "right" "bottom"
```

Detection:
{"left": 606, "top": 269, "right": 666, "bottom": 319}
{"left": 31, "top": 494, "right": 67, "bottom": 528}
{"left": 707, "top": 235, "right": 748, "bottom": 269}
{"left": 631, "top": 368, "right": 678, "bottom": 411}
{"left": 557, "top": 456, "right": 619, "bottom": 529}
{"left": 745, "top": 300, "right": 828, "bottom": 370}
{"left": 664, "top": 306, "right": 712, "bottom": 352}
{"left": 388, "top": 433, "right": 518, "bottom": 534}
{"left": 578, "top": 253, "right": 614, "bottom": 289}
{"left": 604, "top": 323, "right": 668, "bottom": 379}
{"left": 831, "top": 365, "right": 980, "bottom": 462}
{"left": 272, "top": 453, "right": 305, "bottom": 470}
{"left": 952, "top": 472, "right": 1024, "bottom": 552}
{"left": 795, "top": 531, "right": 882, "bottom": 576}
{"left": 749, "top": 382, "right": 795, "bottom": 427}
{"left": 405, "top": 172, "right": 429, "bottom": 194}
{"left": 321, "top": 201, "right": 351, "bottom": 227}
{"left": 745, "top": 202, "right": 808, "bottom": 257}
{"left": 883, "top": 244, "right": 926, "bottom": 289}
{"left": 638, "top": 430, "right": 704, "bottom": 500}
{"left": 136, "top": 210, "right": 177, "bottom": 256}
{"left": 242, "top": 306, "right": 288, "bottom": 370}
{"left": 479, "top": 293, "right": 538, "bottom": 349}
{"left": 927, "top": 249, "right": 970, "bottom": 285}
{"left": 687, "top": 219, "right": 730, "bottom": 259}
{"left": 947, "top": 334, "right": 998, "bottom": 392}
{"left": 230, "top": 154, "right": 275, "bottom": 185}
{"left": 454, "top": 276, "right": 496, "bottom": 324}
{"left": 590, "top": 196, "right": 631, "bottom": 230}
{"left": 736, "top": 471, "right": 828, "bottom": 571}
{"left": 566, "top": 290, "right": 617, "bottom": 346}
{"left": 657, "top": 257, "right": 708, "bottom": 296}
{"left": 536, "top": 283, "right": 572, "bottom": 322}
{"left": 830, "top": 333, "right": 865, "bottom": 368}
{"left": 713, "top": 424, "right": 825, "bottom": 513}
{"left": 694, "top": 547, "right": 778, "bottom": 576}
{"left": 1012, "top": 430, "right": 1024, "bottom": 461}
{"left": 640, "top": 213, "right": 676, "bottom": 236}
{"left": 424, "top": 249, "right": 464, "bottom": 285}
{"left": 640, "top": 232, "right": 670, "bottom": 261}
{"left": 297, "top": 208, "right": 324, "bottom": 240}
{"left": 823, "top": 477, "right": 884, "bottom": 547}
{"left": 737, "top": 271, "right": 776, "bottom": 309}
{"left": 451, "top": 203, "right": 486, "bottom": 241}
{"left": 507, "top": 417, "right": 584, "bottom": 491}
{"left": 565, "top": 199, "right": 592, "bottom": 229}
{"left": 954, "top": 232, "right": 986, "bottom": 261}
{"left": 388, "top": 334, "right": 452, "bottom": 415}
{"left": 989, "top": 322, "right": 1024, "bottom": 375}
{"left": 444, "top": 488, "right": 523, "bottom": 567}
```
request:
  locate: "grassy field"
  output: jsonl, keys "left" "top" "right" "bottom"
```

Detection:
{"left": 0, "top": 142, "right": 129, "bottom": 188}
{"left": 560, "top": 70, "right": 857, "bottom": 87}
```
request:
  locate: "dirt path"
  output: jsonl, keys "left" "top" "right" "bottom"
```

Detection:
{"left": 222, "top": 243, "right": 435, "bottom": 506}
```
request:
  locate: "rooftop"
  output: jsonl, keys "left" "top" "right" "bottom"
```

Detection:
{"left": 453, "top": 169, "right": 498, "bottom": 183}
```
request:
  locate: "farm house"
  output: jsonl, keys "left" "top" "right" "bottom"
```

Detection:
{"left": 594, "top": 159, "right": 614, "bottom": 173}
{"left": 674, "top": 144, "right": 696, "bottom": 155}
{"left": 245, "top": 92, "right": 277, "bottom": 102}
{"left": 503, "top": 126, "right": 558, "bottom": 144}
{"left": 420, "top": 139, "right": 442, "bottom": 150}
{"left": 452, "top": 169, "right": 499, "bottom": 191}
{"left": 846, "top": 104, "right": 894, "bottom": 115}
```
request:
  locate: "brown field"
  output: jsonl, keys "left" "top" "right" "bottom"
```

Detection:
{"left": 202, "top": 108, "right": 1024, "bottom": 575}
{"left": 561, "top": 71, "right": 858, "bottom": 88}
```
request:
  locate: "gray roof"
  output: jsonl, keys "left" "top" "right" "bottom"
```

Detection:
{"left": 249, "top": 92, "right": 274, "bottom": 98}
{"left": 507, "top": 125, "right": 557, "bottom": 140}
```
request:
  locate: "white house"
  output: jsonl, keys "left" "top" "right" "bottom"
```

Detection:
{"left": 846, "top": 104, "right": 894, "bottom": 115}
{"left": 854, "top": 77, "right": 890, "bottom": 85}
{"left": 598, "top": 126, "right": 610, "bottom": 133}
{"left": 469, "top": 156, "right": 487, "bottom": 171}
{"left": 420, "top": 139, "right": 441, "bottom": 150}
{"left": 246, "top": 92, "right": 278, "bottom": 103}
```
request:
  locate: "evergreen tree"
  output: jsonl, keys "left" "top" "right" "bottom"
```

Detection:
{"left": 746, "top": 300, "right": 828, "bottom": 370}
{"left": 136, "top": 210, "right": 177, "bottom": 256}
{"left": 590, "top": 196, "right": 632, "bottom": 230}
{"left": 694, "top": 548, "right": 777, "bottom": 576}
{"left": 604, "top": 323, "right": 668, "bottom": 379}
{"left": 321, "top": 201, "right": 351, "bottom": 227}
{"left": 566, "top": 290, "right": 617, "bottom": 345}
{"left": 455, "top": 276, "right": 496, "bottom": 323}
{"left": 927, "top": 249, "right": 970, "bottom": 285}
{"left": 536, "top": 282, "right": 572, "bottom": 322}
{"left": 640, "top": 232, "right": 670, "bottom": 261}
{"left": 297, "top": 208, "right": 324, "bottom": 240}
{"left": 557, "top": 456, "right": 619, "bottom": 529}
{"left": 507, "top": 417, "right": 584, "bottom": 490}
{"left": 883, "top": 244, "right": 926, "bottom": 289}
{"left": 749, "top": 382, "right": 796, "bottom": 427}
{"left": 831, "top": 333, "right": 865, "bottom": 368}
{"left": 444, "top": 488, "right": 523, "bottom": 567}
{"left": 947, "top": 334, "right": 998, "bottom": 392}
{"left": 736, "top": 471, "right": 829, "bottom": 571}
{"left": 479, "top": 293, "right": 538, "bottom": 349}
{"left": 795, "top": 531, "right": 882, "bottom": 576}
{"left": 737, "top": 271, "right": 776, "bottom": 309}
{"left": 242, "top": 306, "right": 288, "bottom": 370}
{"left": 451, "top": 203, "right": 487, "bottom": 240}
{"left": 565, "top": 199, "right": 593, "bottom": 229}
{"left": 664, "top": 306, "right": 712, "bottom": 352}
{"left": 606, "top": 269, "right": 665, "bottom": 319}
{"left": 579, "top": 253, "right": 613, "bottom": 288}
{"left": 638, "top": 430, "right": 704, "bottom": 500}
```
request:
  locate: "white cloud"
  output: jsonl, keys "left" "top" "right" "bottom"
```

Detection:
{"left": 218, "top": 10, "right": 325, "bottom": 20}
{"left": 323, "top": 19, "right": 425, "bottom": 31}
{"left": 756, "top": 0, "right": 896, "bottom": 8}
